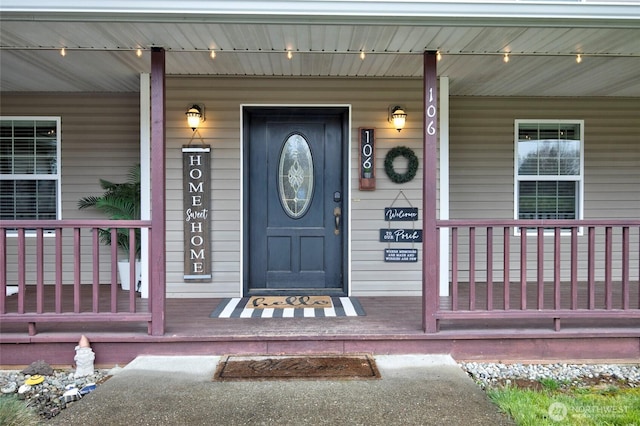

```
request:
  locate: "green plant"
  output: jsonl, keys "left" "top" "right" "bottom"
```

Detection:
{"left": 0, "top": 395, "right": 39, "bottom": 426}
{"left": 78, "top": 163, "right": 141, "bottom": 258}
{"left": 539, "top": 377, "right": 566, "bottom": 391}
{"left": 487, "top": 384, "right": 640, "bottom": 425}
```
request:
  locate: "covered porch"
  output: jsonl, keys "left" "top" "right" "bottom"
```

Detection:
{"left": 1, "top": 290, "right": 638, "bottom": 366}
{"left": 1, "top": 1, "right": 640, "bottom": 365}
{"left": 2, "top": 219, "right": 638, "bottom": 364}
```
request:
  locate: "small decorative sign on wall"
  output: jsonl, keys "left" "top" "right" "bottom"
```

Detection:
{"left": 384, "top": 207, "right": 419, "bottom": 221}
{"left": 384, "top": 248, "right": 418, "bottom": 262}
{"left": 359, "top": 128, "right": 375, "bottom": 190}
{"left": 182, "top": 145, "right": 212, "bottom": 281}
{"left": 379, "top": 229, "right": 423, "bottom": 243}
{"left": 382, "top": 191, "right": 421, "bottom": 263}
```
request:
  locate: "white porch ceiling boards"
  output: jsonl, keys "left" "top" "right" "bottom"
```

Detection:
{"left": 1, "top": 1, "right": 639, "bottom": 95}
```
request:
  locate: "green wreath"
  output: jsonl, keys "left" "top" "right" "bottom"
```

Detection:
{"left": 384, "top": 146, "right": 419, "bottom": 184}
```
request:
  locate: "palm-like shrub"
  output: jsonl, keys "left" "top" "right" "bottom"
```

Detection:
{"left": 78, "top": 164, "right": 141, "bottom": 258}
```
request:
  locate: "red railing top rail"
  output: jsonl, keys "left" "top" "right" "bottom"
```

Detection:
{"left": 438, "top": 219, "right": 640, "bottom": 227}
{"left": 1, "top": 220, "right": 152, "bottom": 229}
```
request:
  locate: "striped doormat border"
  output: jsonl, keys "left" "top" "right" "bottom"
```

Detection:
{"left": 210, "top": 297, "right": 366, "bottom": 318}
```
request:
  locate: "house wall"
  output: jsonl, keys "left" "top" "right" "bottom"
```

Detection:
{"left": 1, "top": 93, "right": 140, "bottom": 284}
{"left": 449, "top": 97, "right": 640, "bottom": 282}
{"left": 2, "top": 83, "right": 638, "bottom": 295}
{"left": 164, "top": 77, "right": 427, "bottom": 297}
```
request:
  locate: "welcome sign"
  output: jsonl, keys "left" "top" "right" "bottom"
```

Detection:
{"left": 182, "top": 146, "right": 212, "bottom": 281}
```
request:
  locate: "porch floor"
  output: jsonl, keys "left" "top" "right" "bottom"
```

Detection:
{"left": 1, "top": 284, "right": 638, "bottom": 365}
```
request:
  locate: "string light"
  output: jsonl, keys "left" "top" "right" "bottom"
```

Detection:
{"left": 136, "top": 48, "right": 142, "bottom": 57}
{"left": 287, "top": 50, "right": 293, "bottom": 60}
{"left": 210, "top": 49, "right": 216, "bottom": 59}
{"left": 60, "top": 48, "right": 66, "bottom": 57}
{"left": 436, "top": 51, "right": 442, "bottom": 61}
{"left": 360, "top": 51, "right": 365, "bottom": 60}
{"left": 576, "top": 54, "right": 582, "bottom": 64}
{"left": 503, "top": 53, "right": 510, "bottom": 63}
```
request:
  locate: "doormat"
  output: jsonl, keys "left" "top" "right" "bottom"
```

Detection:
{"left": 213, "top": 354, "right": 380, "bottom": 381}
{"left": 247, "top": 295, "right": 332, "bottom": 309}
{"left": 210, "top": 296, "right": 366, "bottom": 318}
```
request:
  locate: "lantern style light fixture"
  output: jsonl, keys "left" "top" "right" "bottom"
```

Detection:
{"left": 185, "top": 104, "right": 204, "bottom": 131}
{"left": 389, "top": 105, "right": 407, "bottom": 132}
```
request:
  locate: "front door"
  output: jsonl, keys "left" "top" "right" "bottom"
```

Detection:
{"left": 243, "top": 107, "right": 348, "bottom": 295}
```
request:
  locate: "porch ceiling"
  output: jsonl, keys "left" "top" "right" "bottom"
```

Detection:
{"left": 1, "top": 2, "right": 639, "bottom": 96}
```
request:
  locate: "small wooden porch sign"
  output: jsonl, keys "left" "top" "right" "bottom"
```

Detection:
{"left": 382, "top": 191, "right": 421, "bottom": 263}
{"left": 183, "top": 145, "right": 212, "bottom": 281}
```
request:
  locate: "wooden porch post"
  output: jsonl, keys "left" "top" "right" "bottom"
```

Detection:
{"left": 150, "top": 47, "right": 166, "bottom": 335}
{"left": 423, "top": 51, "right": 439, "bottom": 333}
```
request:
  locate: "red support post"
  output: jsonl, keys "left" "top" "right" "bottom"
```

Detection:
{"left": 503, "top": 227, "right": 510, "bottom": 310}
{"left": 55, "top": 228, "right": 63, "bottom": 313}
{"left": 469, "top": 227, "right": 476, "bottom": 310}
{"left": 422, "top": 51, "right": 438, "bottom": 333}
{"left": 36, "top": 228, "right": 44, "bottom": 314}
{"left": 520, "top": 229, "right": 527, "bottom": 310}
{"left": 0, "top": 229, "right": 6, "bottom": 314}
{"left": 537, "top": 227, "right": 544, "bottom": 309}
{"left": 486, "top": 226, "right": 493, "bottom": 311}
{"left": 150, "top": 47, "right": 167, "bottom": 336}
{"left": 570, "top": 227, "right": 578, "bottom": 310}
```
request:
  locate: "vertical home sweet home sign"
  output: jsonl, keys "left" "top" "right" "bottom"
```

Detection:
{"left": 182, "top": 146, "right": 212, "bottom": 281}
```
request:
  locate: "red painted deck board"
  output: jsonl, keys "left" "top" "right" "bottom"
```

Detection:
{"left": 1, "top": 286, "right": 638, "bottom": 365}
{"left": 1, "top": 283, "right": 637, "bottom": 340}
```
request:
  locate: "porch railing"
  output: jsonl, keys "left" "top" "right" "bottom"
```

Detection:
{"left": 433, "top": 219, "right": 640, "bottom": 332}
{"left": 0, "top": 220, "right": 153, "bottom": 336}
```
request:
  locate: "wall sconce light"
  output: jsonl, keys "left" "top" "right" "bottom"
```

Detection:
{"left": 185, "top": 104, "right": 205, "bottom": 131}
{"left": 389, "top": 106, "right": 407, "bottom": 132}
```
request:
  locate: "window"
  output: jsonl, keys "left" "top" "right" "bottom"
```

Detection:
{"left": 0, "top": 118, "right": 61, "bottom": 223}
{"left": 515, "top": 120, "right": 583, "bottom": 232}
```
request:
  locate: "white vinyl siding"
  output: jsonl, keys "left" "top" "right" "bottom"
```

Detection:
{"left": 0, "top": 93, "right": 140, "bottom": 285}
{"left": 165, "top": 77, "right": 428, "bottom": 297}
{"left": 450, "top": 98, "right": 639, "bottom": 282}
{"left": 1, "top": 85, "right": 638, "bottom": 297}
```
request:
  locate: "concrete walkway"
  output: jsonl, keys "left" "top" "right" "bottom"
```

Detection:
{"left": 50, "top": 355, "right": 514, "bottom": 425}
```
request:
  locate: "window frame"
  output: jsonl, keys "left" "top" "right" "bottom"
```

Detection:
{"left": 514, "top": 119, "right": 584, "bottom": 236}
{"left": 0, "top": 116, "right": 62, "bottom": 235}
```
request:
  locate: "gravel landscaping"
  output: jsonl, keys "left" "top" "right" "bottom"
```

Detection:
{"left": 460, "top": 361, "right": 640, "bottom": 390}
{"left": 0, "top": 361, "right": 114, "bottom": 420}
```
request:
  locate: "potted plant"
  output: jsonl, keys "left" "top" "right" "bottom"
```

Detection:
{"left": 78, "top": 164, "right": 141, "bottom": 291}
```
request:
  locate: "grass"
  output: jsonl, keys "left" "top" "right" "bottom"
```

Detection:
{"left": 0, "top": 395, "right": 40, "bottom": 426}
{"left": 487, "top": 383, "right": 640, "bottom": 426}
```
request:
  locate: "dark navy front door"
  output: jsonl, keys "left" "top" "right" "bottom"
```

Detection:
{"left": 243, "top": 107, "right": 347, "bottom": 295}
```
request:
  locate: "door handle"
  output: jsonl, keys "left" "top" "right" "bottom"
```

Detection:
{"left": 333, "top": 206, "right": 341, "bottom": 235}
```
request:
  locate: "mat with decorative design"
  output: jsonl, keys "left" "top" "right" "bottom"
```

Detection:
{"left": 213, "top": 354, "right": 380, "bottom": 381}
{"left": 210, "top": 296, "right": 366, "bottom": 318}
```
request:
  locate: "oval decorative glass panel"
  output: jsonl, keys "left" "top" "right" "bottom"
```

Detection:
{"left": 278, "top": 133, "right": 314, "bottom": 218}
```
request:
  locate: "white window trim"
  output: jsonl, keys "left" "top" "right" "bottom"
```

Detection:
{"left": 1, "top": 116, "right": 62, "bottom": 236}
{"left": 513, "top": 119, "right": 584, "bottom": 236}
